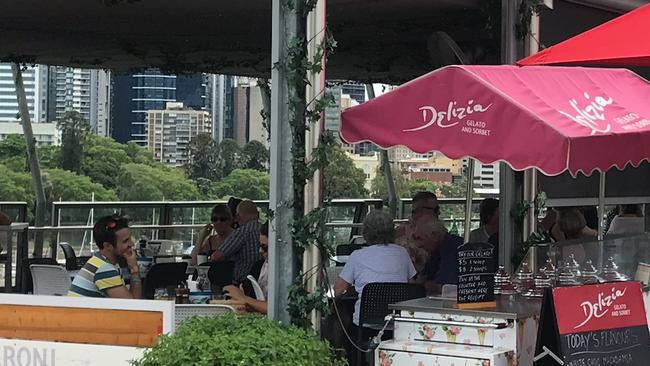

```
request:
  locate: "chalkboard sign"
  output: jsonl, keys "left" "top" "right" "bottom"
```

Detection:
{"left": 535, "top": 281, "right": 650, "bottom": 366}
{"left": 456, "top": 242, "right": 496, "bottom": 308}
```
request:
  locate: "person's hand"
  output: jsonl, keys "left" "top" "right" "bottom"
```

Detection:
{"left": 124, "top": 248, "right": 138, "bottom": 270}
{"left": 223, "top": 285, "right": 246, "bottom": 302}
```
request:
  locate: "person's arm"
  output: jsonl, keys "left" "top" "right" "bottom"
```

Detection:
{"left": 334, "top": 277, "right": 351, "bottom": 296}
{"left": 210, "top": 227, "right": 243, "bottom": 262}
{"left": 224, "top": 285, "right": 267, "bottom": 314}
{"left": 191, "top": 225, "right": 214, "bottom": 264}
{"left": 335, "top": 255, "right": 356, "bottom": 296}
{"left": 103, "top": 250, "right": 142, "bottom": 299}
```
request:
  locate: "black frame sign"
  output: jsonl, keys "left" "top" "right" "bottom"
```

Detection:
{"left": 456, "top": 242, "right": 496, "bottom": 308}
{"left": 535, "top": 281, "right": 650, "bottom": 366}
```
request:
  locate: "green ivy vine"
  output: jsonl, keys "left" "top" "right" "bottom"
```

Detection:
{"left": 273, "top": 0, "right": 338, "bottom": 328}
{"left": 516, "top": 0, "right": 545, "bottom": 40}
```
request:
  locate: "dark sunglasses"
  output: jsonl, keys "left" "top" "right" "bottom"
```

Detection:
{"left": 105, "top": 214, "right": 123, "bottom": 230}
{"left": 212, "top": 216, "right": 231, "bottom": 223}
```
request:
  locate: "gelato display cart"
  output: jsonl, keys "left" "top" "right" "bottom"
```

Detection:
{"left": 376, "top": 233, "right": 650, "bottom": 365}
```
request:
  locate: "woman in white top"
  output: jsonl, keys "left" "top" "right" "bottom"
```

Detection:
{"left": 335, "top": 210, "right": 417, "bottom": 326}
{"left": 607, "top": 204, "right": 645, "bottom": 236}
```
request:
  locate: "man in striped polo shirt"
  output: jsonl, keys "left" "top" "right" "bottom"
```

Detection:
{"left": 69, "top": 215, "right": 142, "bottom": 299}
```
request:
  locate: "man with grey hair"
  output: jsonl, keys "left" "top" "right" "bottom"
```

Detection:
{"left": 335, "top": 209, "right": 416, "bottom": 326}
{"left": 411, "top": 216, "right": 462, "bottom": 294}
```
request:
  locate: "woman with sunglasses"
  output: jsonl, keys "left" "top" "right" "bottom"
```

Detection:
{"left": 191, "top": 204, "right": 234, "bottom": 265}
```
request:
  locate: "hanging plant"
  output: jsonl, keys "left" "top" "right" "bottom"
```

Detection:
{"left": 275, "top": 0, "right": 338, "bottom": 328}
{"left": 516, "top": 0, "right": 545, "bottom": 40}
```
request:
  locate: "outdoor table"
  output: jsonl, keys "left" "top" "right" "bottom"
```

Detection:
{"left": 0, "top": 223, "right": 29, "bottom": 293}
{"left": 331, "top": 255, "right": 349, "bottom": 265}
{"left": 209, "top": 299, "right": 247, "bottom": 313}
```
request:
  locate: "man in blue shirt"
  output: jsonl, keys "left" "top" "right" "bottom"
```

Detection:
{"left": 406, "top": 192, "right": 463, "bottom": 295}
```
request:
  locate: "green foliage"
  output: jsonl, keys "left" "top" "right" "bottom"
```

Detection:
{"left": 132, "top": 314, "right": 345, "bottom": 366}
{"left": 82, "top": 142, "right": 131, "bottom": 189}
{"left": 219, "top": 139, "right": 245, "bottom": 177}
{"left": 370, "top": 166, "right": 411, "bottom": 200}
{"left": 517, "top": 0, "right": 545, "bottom": 39}
{"left": 185, "top": 133, "right": 222, "bottom": 181}
{"left": 212, "top": 169, "right": 270, "bottom": 200}
{"left": 57, "top": 111, "right": 90, "bottom": 173}
{"left": 0, "top": 134, "right": 26, "bottom": 160}
{"left": 116, "top": 164, "right": 200, "bottom": 201}
{"left": 125, "top": 141, "right": 156, "bottom": 165}
{"left": 43, "top": 169, "right": 117, "bottom": 201}
{"left": 323, "top": 148, "right": 368, "bottom": 199}
{"left": 243, "top": 140, "right": 269, "bottom": 171}
{"left": 0, "top": 164, "right": 33, "bottom": 203}
{"left": 38, "top": 145, "right": 61, "bottom": 169}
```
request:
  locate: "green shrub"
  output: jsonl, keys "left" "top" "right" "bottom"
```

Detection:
{"left": 132, "top": 314, "right": 346, "bottom": 366}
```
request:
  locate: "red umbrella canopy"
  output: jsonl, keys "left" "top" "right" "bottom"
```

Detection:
{"left": 518, "top": 4, "right": 650, "bottom": 67}
{"left": 340, "top": 65, "right": 650, "bottom": 177}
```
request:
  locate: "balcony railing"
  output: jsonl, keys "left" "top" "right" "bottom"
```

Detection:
{"left": 0, "top": 198, "right": 481, "bottom": 292}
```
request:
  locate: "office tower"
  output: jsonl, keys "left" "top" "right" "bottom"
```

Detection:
{"left": 0, "top": 64, "right": 48, "bottom": 123}
{"left": 111, "top": 69, "right": 207, "bottom": 145}
{"left": 231, "top": 78, "right": 268, "bottom": 146}
{"left": 206, "top": 74, "right": 237, "bottom": 143}
{"left": 146, "top": 102, "right": 211, "bottom": 167}
{"left": 48, "top": 67, "right": 111, "bottom": 135}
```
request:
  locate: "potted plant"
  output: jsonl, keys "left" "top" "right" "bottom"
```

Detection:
{"left": 131, "top": 314, "right": 346, "bottom": 366}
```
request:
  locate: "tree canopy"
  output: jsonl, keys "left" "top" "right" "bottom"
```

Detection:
{"left": 43, "top": 168, "right": 118, "bottom": 202}
{"left": 185, "top": 133, "right": 222, "bottom": 181}
{"left": 219, "top": 139, "right": 245, "bottom": 177}
{"left": 242, "top": 140, "right": 269, "bottom": 172}
{"left": 116, "top": 163, "right": 200, "bottom": 201}
{"left": 323, "top": 149, "right": 368, "bottom": 199}
{"left": 211, "top": 169, "right": 270, "bottom": 200}
{"left": 56, "top": 111, "right": 90, "bottom": 173}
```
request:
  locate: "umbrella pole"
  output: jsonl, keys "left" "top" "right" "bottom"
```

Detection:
{"left": 464, "top": 159, "right": 475, "bottom": 243}
{"left": 598, "top": 171, "right": 606, "bottom": 240}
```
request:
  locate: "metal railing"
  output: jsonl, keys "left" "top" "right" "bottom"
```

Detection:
{"left": 1, "top": 198, "right": 481, "bottom": 291}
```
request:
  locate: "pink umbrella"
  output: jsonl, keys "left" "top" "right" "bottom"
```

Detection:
{"left": 341, "top": 65, "right": 650, "bottom": 177}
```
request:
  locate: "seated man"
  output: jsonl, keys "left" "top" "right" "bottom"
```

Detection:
{"left": 469, "top": 198, "right": 498, "bottom": 243}
{"left": 223, "top": 221, "right": 269, "bottom": 314}
{"left": 411, "top": 216, "right": 462, "bottom": 295}
{"left": 69, "top": 215, "right": 142, "bottom": 299}
{"left": 396, "top": 191, "right": 441, "bottom": 241}
{"left": 210, "top": 200, "right": 262, "bottom": 284}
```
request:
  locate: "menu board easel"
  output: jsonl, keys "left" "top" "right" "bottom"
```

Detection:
{"left": 455, "top": 242, "right": 496, "bottom": 309}
{"left": 535, "top": 281, "right": 650, "bottom": 366}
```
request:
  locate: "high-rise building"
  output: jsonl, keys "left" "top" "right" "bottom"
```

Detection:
{"left": 231, "top": 78, "right": 268, "bottom": 146}
{"left": 146, "top": 102, "right": 211, "bottom": 167}
{"left": 96, "top": 70, "right": 111, "bottom": 137}
{"left": 48, "top": 67, "right": 111, "bottom": 135}
{"left": 341, "top": 82, "right": 366, "bottom": 104}
{"left": 206, "top": 74, "right": 237, "bottom": 143}
{"left": 111, "top": 70, "right": 207, "bottom": 145}
{"left": 0, "top": 64, "right": 48, "bottom": 123}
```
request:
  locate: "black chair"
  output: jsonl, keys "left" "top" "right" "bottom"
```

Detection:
{"left": 143, "top": 262, "right": 188, "bottom": 299}
{"left": 59, "top": 242, "right": 91, "bottom": 270}
{"left": 336, "top": 244, "right": 365, "bottom": 256}
{"left": 20, "top": 257, "right": 59, "bottom": 294}
{"left": 357, "top": 283, "right": 425, "bottom": 366}
{"left": 208, "top": 261, "right": 235, "bottom": 293}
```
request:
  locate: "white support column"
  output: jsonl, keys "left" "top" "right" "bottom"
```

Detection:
{"left": 268, "top": 0, "right": 298, "bottom": 324}
{"left": 304, "top": 0, "right": 326, "bottom": 330}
